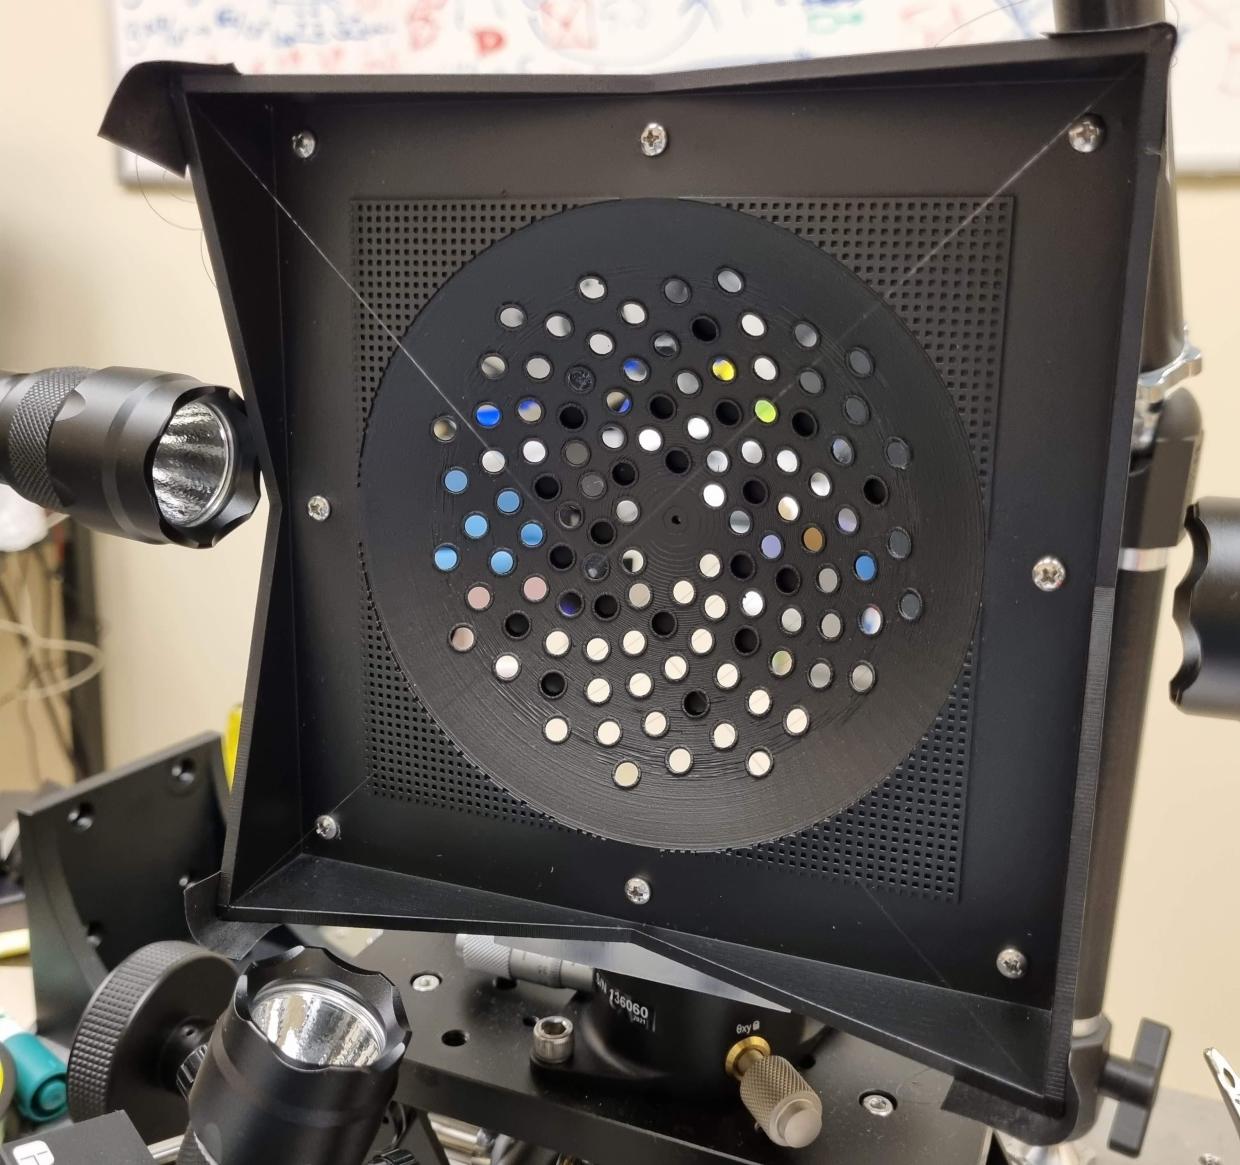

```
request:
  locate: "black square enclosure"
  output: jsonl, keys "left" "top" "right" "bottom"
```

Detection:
{"left": 104, "top": 25, "right": 1173, "bottom": 1135}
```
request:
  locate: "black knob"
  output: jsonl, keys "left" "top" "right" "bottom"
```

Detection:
{"left": 1172, "top": 497, "right": 1240, "bottom": 718}
{"left": 1100, "top": 1018, "right": 1171, "bottom": 1157}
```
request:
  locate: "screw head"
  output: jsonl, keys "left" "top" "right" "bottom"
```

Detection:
{"left": 314, "top": 814, "right": 340, "bottom": 841}
{"left": 307, "top": 495, "right": 332, "bottom": 522}
{"left": 1032, "top": 556, "right": 1067, "bottom": 592}
{"left": 292, "top": 130, "right": 318, "bottom": 159}
{"left": 412, "top": 973, "right": 441, "bottom": 992}
{"left": 861, "top": 1092, "right": 896, "bottom": 1118}
{"left": 1068, "top": 115, "right": 1105, "bottom": 154}
{"left": 624, "top": 876, "right": 652, "bottom": 905}
{"left": 640, "top": 122, "right": 668, "bottom": 157}
{"left": 997, "top": 946, "right": 1028, "bottom": 980}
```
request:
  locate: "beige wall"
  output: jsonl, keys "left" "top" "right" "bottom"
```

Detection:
{"left": 1, "top": 0, "right": 1237, "bottom": 1101}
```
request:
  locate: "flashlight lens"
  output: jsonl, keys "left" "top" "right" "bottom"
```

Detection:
{"left": 151, "top": 400, "right": 236, "bottom": 528}
{"left": 250, "top": 981, "right": 385, "bottom": 1068}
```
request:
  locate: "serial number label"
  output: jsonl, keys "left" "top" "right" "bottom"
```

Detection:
{"left": 595, "top": 972, "right": 656, "bottom": 1031}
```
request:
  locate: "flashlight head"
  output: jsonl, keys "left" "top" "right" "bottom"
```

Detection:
{"left": 0, "top": 367, "right": 259, "bottom": 548}
{"left": 186, "top": 946, "right": 409, "bottom": 1165}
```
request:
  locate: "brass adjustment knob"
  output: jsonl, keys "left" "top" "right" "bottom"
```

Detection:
{"left": 725, "top": 1036, "right": 823, "bottom": 1149}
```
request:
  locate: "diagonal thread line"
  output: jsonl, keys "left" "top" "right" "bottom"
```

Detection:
{"left": 611, "top": 76, "right": 1134, "bottom": 558}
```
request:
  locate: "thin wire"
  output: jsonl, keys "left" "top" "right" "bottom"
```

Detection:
{"left": 0, "top": 568, "right": 104, "bottom": 703}
{"left": 935, "top": 0, "right": 1041, "bottom": 47}
{"left": 133, "top": 155, "right": 202, "bottom": 231}
{"left": 194, "top": 110, "right": 562, "bottom": 540}
{"left": 199, "top": 232, "right": 218, "bottom": 290}
{"left": 0, "top": 564, "right": 78, "bottom": 766}
{"left": 26, "top": 550, "right": 78, "bottom": 774}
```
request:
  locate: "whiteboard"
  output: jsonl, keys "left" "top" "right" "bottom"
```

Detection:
{"left": 110, "top": 0, "right": 1240, "bottom": 175}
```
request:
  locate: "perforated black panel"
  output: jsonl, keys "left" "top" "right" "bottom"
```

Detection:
{"left": 354, "top": 197, "right": 1011, "bottom": 896}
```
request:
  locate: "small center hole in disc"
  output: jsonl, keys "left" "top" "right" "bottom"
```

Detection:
{"left": 650, "top": 610, "right": 677, "bottom": 638}
{"left": 683, "top": 690, "right": 710, "bottom": 718}
{"left": 691, "top": 316, "right": 720, "bottom": 342}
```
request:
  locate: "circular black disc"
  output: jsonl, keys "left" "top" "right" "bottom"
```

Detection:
{"left": 68, "top": 940, "right": 236, "bottom": 1141}
{"left": 361, "top": 199, "right": 983, "bottom": 850}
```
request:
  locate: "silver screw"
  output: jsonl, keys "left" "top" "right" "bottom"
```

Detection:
{"left": 861, "top": 1092, "right": 896, "bottom": 1118}
{"left": 532, "top": 1015, "right": 575, "bottom": 1064}
{"left": 412, "top": 973, "right": 441, "bottom": 992}
{"left": 625, "top": 876, "right": 652, "bottom": 905}
{"left": 1032, "top": 556, "right": 1067, "bottom": 592}
{"left": 997, "top": 947, "right": 1028, "bottom": 980}
{"left": 307, "top": 495, "right": 332, "bottom": 522}
{"left": 292, "top": 130, "right": 317, "bottom": 159}
{"left": 314, "top": 813, "right": 340, "bottom": 841}
{"left": 1068, "top": 115, "right": 1105, "bottom": 154}
{"left": 640, "top": 122, "right": 668, "bottom": 157}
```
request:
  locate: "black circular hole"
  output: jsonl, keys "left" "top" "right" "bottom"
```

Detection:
{"left": 442, "top": 1030, "right": 469, "bottom": 1047}
{"left": 549, "top": 543, "right": 576, "bottom": 571}
{"left": 557, "top": 503, "right": 583, "bottom": 530}
{"left": 799, "top": 1054, "right": 817, "bottom": 1071}
{"left": 649, "top": 393, "right": 676, "bottom": 421}
{"left": 650, "top": 610, "right": 677, "bottom": 638}
{"left": 691, "top": 315, "right": 720, "bottom": 343}
{"left": 670, "top": 511, "right": 684, "bottom": 526}
{"left": 734, "top": 626, "right": 760, "bottom": 656}
{"left": 565, "top": 365, "right": 595, "bottom": 394}
{"left": 791, "top": 410, "right": 818, "bottom": 438}
{"left": 863, "top": 476, "right": 889, "bottom": 506}
{"left": 494, "top": 977, "right": 518, "bottom": 991}
{"left": 729, "top": 552, "right": 756, "bottom": 581}
{"left": 682, "top": 690, "right": 710, "bottom": 719}
{"left": 742, "top": 478, "right": 768, "bottom": 506}
{"left": 558, "top": 403, "right": 586, "bottom": 430}
{"left": 534, "top": 474, "right": 561, "bottom": 501}
{"left": 583, "top": 553, "right": 610, "bottom": 582}
{"left": 540, "top": 671, "right": 567, "bottom": 699}
{"left": 589, "top": 520, "right": 616, "bottom": 547}
{"left": 68, "top": 803, "right": 95, "bottom": 832}
{"left": 558, "top": 591, "right": 583, "bottom": 618}
{"left": 664, "top": 448, "right": 691, "bottom": 475}
{"left": 612, "top": 459, "right": 638, "bottom": 487}
{"left": 714, "top": 399, "right": 742, "bottom": 426}
{"left": 775, "top": 566, "right": 801, "bottom": 595}
{"left": 594, "top": 593, "right": 620, "bottom": 620}
{"left": 504, "top": 612, "right": 531, "bottom": 639}
{"left": 522, "top": 1015, "right": 538, "bottom": 1028}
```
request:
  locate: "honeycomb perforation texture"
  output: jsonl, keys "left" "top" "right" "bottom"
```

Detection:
{"left": 66, "top": 940, "right": 204, "bottom": 1121}
{"left": 354, "top": 197, "right": 1012, "bottom": 899}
